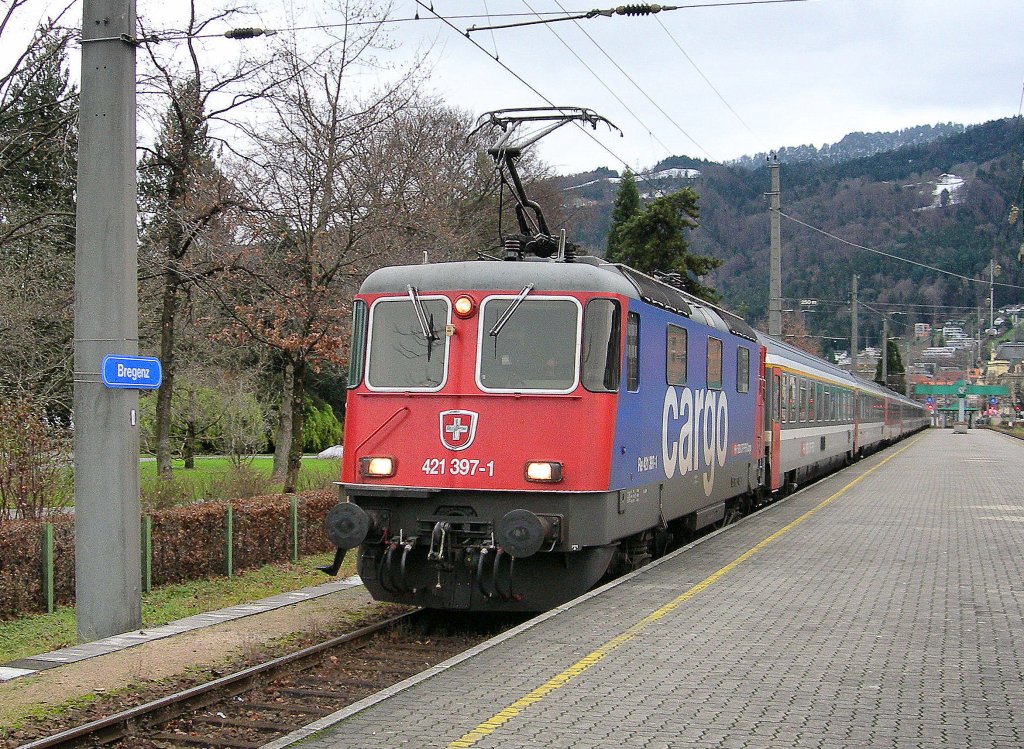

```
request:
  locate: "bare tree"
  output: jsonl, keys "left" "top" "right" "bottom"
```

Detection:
{"left": 137, "top": 2, "right": 278, "bottom": 476}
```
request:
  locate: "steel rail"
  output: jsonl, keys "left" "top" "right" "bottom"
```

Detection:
{"left": 17, "top": 609, "right": 423, "bottom": 749}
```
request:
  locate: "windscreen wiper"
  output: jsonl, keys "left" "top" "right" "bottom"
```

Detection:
{"left": 407, "top": 285, "right": 437, "bottom": 341}
{"left": 489, "top": 284, "right": 534, "bottom": 337}
{"left": 407, "top": 285, "right": 438, "bottom": 361}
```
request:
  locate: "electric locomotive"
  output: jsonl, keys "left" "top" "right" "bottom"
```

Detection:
{"left": 318, "top": 107, "right": 928, "bottom": 612}
{"left": 324, "top": 257, "right": 764, "bottom": 611}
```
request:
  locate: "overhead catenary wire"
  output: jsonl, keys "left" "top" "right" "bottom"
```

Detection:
{"left": 546, "top": 0, "right": 714, "bottom": 159}
{"left": 519, "top": 0, "right": 678, "bottom": 161}
{"left": 776, "top": 208, "right": 1024, "bottom": 292}
{"left": 413, "top": 1, "right": 669, "bottom": 195}
{"left": 653, "top": 15, "right": 765, "bottom": 149}
{"left": 141, "top": 3, "right": 813, "bottom": 43}
{"left": 128, "top": 11, "right": 594, "bottom": 42}
{"left": 782, "top": 297, "right": 990, "bottom": 314}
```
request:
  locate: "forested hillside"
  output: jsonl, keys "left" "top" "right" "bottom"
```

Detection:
{"left": 559, "top": 117, "right": 1024, "bottom": 353}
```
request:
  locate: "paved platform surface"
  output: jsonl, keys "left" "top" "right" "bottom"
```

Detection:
{"left": 276, "top": 429, "right": 1024, "bottom": 749}
{"left": 0, "top": 576, "right": 362, "bottom": 682}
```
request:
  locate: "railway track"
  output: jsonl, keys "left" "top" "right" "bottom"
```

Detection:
{"left": 15, "top": 609, "right": 516, "bottom": 749}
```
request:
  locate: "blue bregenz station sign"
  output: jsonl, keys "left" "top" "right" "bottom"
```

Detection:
{"left": 101, "top": 355, "right": 163, "bottom": 390}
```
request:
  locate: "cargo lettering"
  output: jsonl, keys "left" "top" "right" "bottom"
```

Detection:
{"left": 661, "top": 386, "right": 729, "bottom": 495}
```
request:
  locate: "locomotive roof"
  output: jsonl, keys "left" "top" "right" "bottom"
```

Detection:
{"left": 359, "top": 258, "right": 638, "bottom": 296}
{"left": 359, "top": 258, "right": 758, "bottom": 342}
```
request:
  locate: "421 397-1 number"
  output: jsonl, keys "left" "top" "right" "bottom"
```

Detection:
{"left": 421, "top": 458, "right": 495, "bottom": 477}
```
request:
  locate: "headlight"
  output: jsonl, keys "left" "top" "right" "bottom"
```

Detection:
{"left": 524, "top": 461, "right": 563, "bottom": 483}
{"left": 360, "top": 456, "right": 395, "bottom": 477}
{"left": 453, "top": 295, "right": 476, "bottom": 318}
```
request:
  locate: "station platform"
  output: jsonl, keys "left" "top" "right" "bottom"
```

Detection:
{"left": 269, "top": 428, "right": 1024, "bottom": 749}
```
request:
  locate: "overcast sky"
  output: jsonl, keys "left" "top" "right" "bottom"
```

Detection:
{"left": 13, "top": 0, "right": 1024, "bottom": 175}
{"left": 376, "top": 0, "right": 1024, "bottom": 174}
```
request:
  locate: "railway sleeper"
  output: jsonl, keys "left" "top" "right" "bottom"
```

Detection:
{"left": 240, "top": 701, "right": 332, "bottom": 715}
{"left": 193, "top": 716, "right": 303, "bottom": 732}
{"left": 149, "top": 732, "right": 262, "bottom": 749}
{"left": 276, "top": 686, "right": 350, "bottom": 699}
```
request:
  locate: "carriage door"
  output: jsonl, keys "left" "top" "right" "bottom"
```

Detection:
{"left": 769, "top": 369, "right": 783, "bottom": 491}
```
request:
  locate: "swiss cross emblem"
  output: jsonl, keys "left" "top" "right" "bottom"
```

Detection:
{"left": 439, "top": 410, "right": 478, "bottom": 452}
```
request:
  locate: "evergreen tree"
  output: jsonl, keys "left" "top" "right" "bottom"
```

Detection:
{"left": 605, "top": 170, "right": 639, "bottom": 262}
{"left": 614, "top": 188, "right": 722, "bottom": 303}
{"left": 874, "top": 339, "right": 906, "bottom": 394}
{"left": 0, "top": 25, "right": 78, "bottom": 413}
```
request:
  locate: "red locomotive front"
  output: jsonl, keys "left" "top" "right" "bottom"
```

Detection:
{"left": 323, "top": 261, "right": 634, "bottom": 611}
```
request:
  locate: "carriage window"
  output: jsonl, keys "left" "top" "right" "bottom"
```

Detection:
{"left": 666, "top": 324, "right": 687, "bottom": 386}
{"left": 707, "top": 337, "right": 723, "bottom": 390}
{"left": 788, "top": 376, "right": 797, "bottom": 423}
{"left": 478, "top": 297, "right": 580, "bottom": 392}
{"left": 799, "top": 378, "right": 808, "bottom": 422}
{"left": 367, "top": 297, "right": 449, "bottom": 390}
{"left": 816, "top": 383, "right": 824, "bottom": 422}
{"left": 582, "top": 299, "right": 621, "bottom": 393}
{"left": 626, "top": 312, "right": 640, "bottom": 392}
{"left": 780, "top": 375, "right": 787, "bottom": 424}
{"left": 823, "top": 385, "right": 831, "bottom": 422}
{"left": 347, "top": 300, "right": 367, "bottom": 388}
{"left": 736, "top": 347, "right": 750, "bottom": 393}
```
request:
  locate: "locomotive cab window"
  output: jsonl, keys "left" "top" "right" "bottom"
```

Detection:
{"left": 347, "top": 300, "right": 368, "bottom": 388}
{"left": 478, "top": 296, "right": 581, "bottom": 393}
{"left": 706, "top": 337, "right": 723, "bottom": 390}
{"left": 736, "top": 347, "right": 750, "bottom": 393}
{"left": 666, "top": 324, "right": 687, "bottom": 386}
{"left": 366, "top": 296, "right": 450, "bottom": 390}
{"left": 582, "top": 299, "right": 621, "bottom": 393}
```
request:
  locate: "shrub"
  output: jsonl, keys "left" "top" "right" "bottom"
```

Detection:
{"left": 205, "top": 466, "right": 276, "bottom": 501}
{"left": 303, "top": 401, "right": 343, "bottom": 452}
{"left": 0, "top": 490, "right": 339, "bottom": 619}
{"left": 141, "top": 472, "right": 194, "bottom": 510}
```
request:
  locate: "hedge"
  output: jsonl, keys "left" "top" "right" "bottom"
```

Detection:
{"left": 0, "top": 490, "right": 337, "bottom": 620}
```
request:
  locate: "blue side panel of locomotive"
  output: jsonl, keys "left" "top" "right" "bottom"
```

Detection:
{"left": 608, "top": 300, "right": 758, "bottom": 500}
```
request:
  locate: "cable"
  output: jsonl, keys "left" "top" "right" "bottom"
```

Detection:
{"left": 548, "top": 0, "right": 714, "bottom": 159}
{"left": 481, "top": 0, "right": 501, "bottom": 60}
{"left": 653, "top": 15, "right": 765, "bottom": 149}
{"left": 783, "top": 297, "right": 988, "bottom": 313}
{"left": 519, "top": 0, "right": 677, "bottom": 161}
{"left": 134, "top": 12, "right": 587, "bottom": 42}
{"left": 776, "top": 209, "right": 1024, "bottom": 291}
{"left": 415, "top": 1, "right": 665, "bottom": 192}
{"left": 466, "top": 0, "right": 812, "bottom": 33}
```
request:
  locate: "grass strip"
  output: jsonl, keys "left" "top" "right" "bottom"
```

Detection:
{"left": 0, "top": 552, "right": 355, "bottom": 664}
